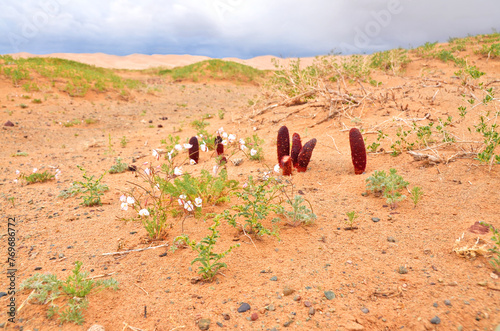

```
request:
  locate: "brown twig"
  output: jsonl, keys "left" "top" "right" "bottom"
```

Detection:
{"left": 102, "top": 244, "right": 168, "bottom": 256}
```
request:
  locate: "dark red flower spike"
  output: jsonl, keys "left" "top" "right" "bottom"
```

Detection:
{"left": 291, "top": 133, "right": 302, "bottom": 168}
{"left": 349, "top": 128, "right": 367, "bottom": 175}
{"left": 215, "top": 135, "right": 224, "bottom": 156}
{"left": 296, "top": 138, "right": 317, "bottom": 172}
{"left": 188, "top": 136, "right": 199, "bottom": 164}
{"left": 277, "top": 126, "right": 290, "bottom": 166}
{"left": 281, "top": 155, "right": 293, "bottom": 176}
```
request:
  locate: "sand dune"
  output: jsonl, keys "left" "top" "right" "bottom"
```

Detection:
{"left": 9, "top": 52, "right": 319, "bottom": 71}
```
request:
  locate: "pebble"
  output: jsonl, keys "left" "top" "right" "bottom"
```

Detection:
{"left": 361, "top": 307, "right": 369, "bottom": 314}
{"left": 270, "top": 276, "right": 278, "bottom": 281}
{"left": 237, "top": 303, "right": 251, "bottom": 313}
{"left": 433, "top": 302, "right": 438, "bottom": 308}
{"left": 0, "top": 292, "right": 6, "bottom": 298}
{"left": 430, "top": 316, "right": 441, "bottom": 325}
{"left": 444, "top": 300, "right": 452, "bottom": 306}
{"left": 87, "top": 325, "right": 105, "bottom": 331}
{"left": 4, "top": 120, "right": 14, "bottom": 127}
{"left": 293, "top": 295, "right": 301, "bottom": 302}
{"left": 251, "top": 313, "right": 258, "bottom": 321}
{"left": 398, "top": 266, "right": 408, "bottom": 274}
{"left": 198, "top": 318, "right": 210, "bottom": 330}
{"left": 216, "top": 322, "right": 223, "bottom": 327}
{"left": 303, "top": 301, "right": 312, "bottom": 307}
{"left": 387, "top": 236, "right": 396, "bottom": 243}
{"left": 283, "top": 286, "right": 295, "bottom": 296}
{"left": 324, "top": 291, "right": 335, "bottom": 300}
{"left": 308, "top": 307, "right": 315, "bottom": 315}
{"left": 372, "top": 217, "right": 380, "bottom": 222}
{"left": 222, "top": 313, "right": 230, "bottom": 320}
{"left": 283, "top": 320, "right": 293, "bottom": 327}
{"left": 267, "top": 304, "right": 275, "bottom": 311}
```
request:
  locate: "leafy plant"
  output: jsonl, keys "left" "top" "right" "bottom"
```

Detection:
{"left": 20, "top": 261, "right": 118, "bottom": 325}
{"left": 62, "top": 119, "right": 81, "bottom": 127}
{"left": 345, "top": 211, "right": 358, "bottom": 229}
{"left": 104, "top": 134, "right": 115, "bottom": 156}
{"left": 224, "top": 175, "right": 282, "bottom": 238}
{"left": 410, "top": 186, "right": 423, "bottom": 208}
{"left": 20, "top": 170, "right": 54, "bottom": 184}
{"left": 109, "top": 157, "right": 128, "bottom": 174}
{"left": 245, "top": 134, "right": 265, "bottom": 160}
{"left": 120, "top": 136, "right": 128, "bottom": 148}
{"left": 366, "top": 169, "right": 409, "bottom": 208}
{"left": 480, "top": 222, "right": 500, "bottom": 273}
{"left": 173, "top": 217, "right": 239, "bottom": 281}
{"left": 72, "top": 166, "right": 108, "bottom": 206}
{"left": 278, "top": 195, "right": 316, "bottom": 226}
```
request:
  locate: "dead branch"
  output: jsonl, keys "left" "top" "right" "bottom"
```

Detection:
{"left": 102, "top": 244, "right": 168, "bottom": 256}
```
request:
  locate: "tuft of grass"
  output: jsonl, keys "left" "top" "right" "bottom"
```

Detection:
{"left": 109, "top": 158, "right": 128, "bottom": 174}
{"left": 63, "top": 119, "right": 81, "bottom": 127}
{"left": 158, "top": 59, "right": 266, "bottom": 84}
{"left": 21, "top": 170, "right": 54, "bottom": 184}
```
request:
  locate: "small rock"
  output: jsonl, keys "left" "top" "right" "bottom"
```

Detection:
{"left": 324, "top": 290, "right": 335, "bottom": 300}
{"left": 398, "top": 266, "right": 408, "bottom": 274}
{"left": 448, "top": 281, "right": 458, "bottom": 286}
{"left": 237, "top": 303, "right": 251, "bottom": 313}
{"left": 283, "top": 320, "right": 293, "bottom": 327}
{"left": 444, "top": 300, "right": 451, "bottom": 306}
{"left": 270, "top": 276, "right": 278, "bottom": 281}
{"left": 430, "top": 316, "right": 441, "bottom": 325}
{"left": 216, "top": 322, "right": 223, "bottom": 327}
{"left": 387, "top": 236, "right": 396, "bottom": 243}
{"left": 361, "top": 307, "right": 369, "bottom": 314}
{"left": 251, "top": 313, "right": 258, "bottom": 321}
{"left": 4, "top": 121, "right": 14, "bottom": 127}
{"left": 267, "top": 304, "right": 275, "bottom": 311}
{"left": 293, "top": 295, "right": 301, "bottom": 302}
{"left": 222, "top": 313, "right": 230, "bottom": 320}
{"left": 478, "top": 281, "right": 488, "bottom": 286}
{"left": 34, "top": 267, "right": 42, "bottom": 271}
{"left": 87, "top": 325, "right": 105, "bottom": 331}
{"left": 198, "top": 318, "right": 210, "bottom": 330}
{"left": 371, "top": 217, "right": 380, "bottom": 222}
{"left": 283, "top": 286, "right": 295, "bottom": 296}
{"left": 308, "top": 307, "right": 315, "bottom": 316}
{"left": 304, "top": 301, "right": 312, "bottom": 307}
{"left": 0, "top": 292, "right": 6, "bottom": 298}
{"left": 433, "top": 302, "right": 438, "bottom": 308}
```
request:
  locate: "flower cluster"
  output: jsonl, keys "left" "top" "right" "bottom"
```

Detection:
{"left": 178, "top": 194, "right": 202, "bottom": 212}
{"left": 120, "top": 195, "right": 150, "bottom": 217}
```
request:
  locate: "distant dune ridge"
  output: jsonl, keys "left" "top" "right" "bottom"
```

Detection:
{"left": 9, "top": 52, "right": 319, "bottom": 71}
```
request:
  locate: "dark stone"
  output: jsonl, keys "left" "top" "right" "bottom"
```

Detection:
{"left": 159, "top": 252, "right": 167, "bottom": 257}
{"left": 444, "top": 300, "right": 451, "bottom": 306}
{"left": 387, "top": 236, "right": 396, "bottom": 243}
{"left": 324, "top": 291, "right": 335, "bottom": 300}
{"left": 198, "top": 318, "right": 210, "bottom": 330}
{"left": 372, "top": 217, "right": 380, "bottom": 222}
{"left": 430, "top": 316, "right": 441, "bottom": 324}
{"left": 237, "top": 302, "right": 251, "bottom": 313}
{"left": 34, "top": 267, "right": 42, "bottom": 270}
{"left": 270, "top": 276, "right": 278, "bottom": 281}
{"left": 361, "top": 307, "right": 369, "bottom": 314}
{"left": 0, "top": 292, "right": 6, "bottom": 298}
{"left": 4, "top": 121, "right": 14, "bottom": 127}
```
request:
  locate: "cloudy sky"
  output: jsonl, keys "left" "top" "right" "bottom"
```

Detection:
{"left": 1, "top": 0, "right": 499, "bottom": 59}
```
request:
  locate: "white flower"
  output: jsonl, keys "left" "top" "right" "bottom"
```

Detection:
{"left": 13, "top": 179, "right": 18, "bottom": 184}
{"left": 222, "top": 132, "right": 228, "bottom": 139}
{"left": 139, "top": 209, "right": 150, "bottom": 217}
{"left": 221, "top": 139, "right": 228, "bottom": 146}
{"left": 120, "top": 202, "right": 129, "bottom": 211}
{"left": 152, "top": 149, "right": 160, "bottom": 160}
{"left": 241, "top": 144, "right": 248, "bottom": 151}
{"left": 15, "top": 170, "right": 20, "bottom": 175}
{"left": 190, "top": 159, "right": 197, "bottom": 165}
{"left": 274, "top": 164, "right": 280, "bottom": 173}
{"left": 174, "top": 144, "right": 183, "bottom": 151}
{"left": 194, "top": 197, "right": 202, "bottom": 208}
{"left": 126, "top": 196, "right": 135, "bottom": 205}
{"left": 33, "top": 168, "right": 38, "bottom": 173}
{"left": 183, "top": 143, "right": 193, "bottom": 149}
{"left": 178, "top": 194, "right": 186, "bottom": 206}
{"left": 243, "top": 182, "right": 248, "bottom": 188}
{"left": 120, "top": 195, "right": 127, "bottom": 202}
{"left": 262, "top": 171, "right": 270, "bottom": 181}
{"left": 167, "top": 150, "right": 174, "bottom": 160}
{"left": 179, "top": 194, "right": 186, "bottom": 199}
{"left": 199, "top": 134, "right": 204, "bottom": 138}
{"left": 250, "top": 149, "right": 257, "bottom": 156}
{"left": 144, "top": 168, "right": 151, "bottom": 176}
{"left": 174, "top": 167, "right": 183, "bottom": 176}
{"left": 217, "top": 127, "right": 225, "bottom": 135}
{"left": 228, "top": 134, "right": 236, "bottom": 143}
{"left": 55, "top": 169, "right": 61, "bottom": 180}
{"left": 184, "top": 201, "right": 194, "bottom": 212}
{"left": 213, "top": 165, "right": 219, "bottom": 175}
{"left": 239, "top": 138, "right": 245, "bottom": 145}
{"left": 200, "top": 143, "right": 207, "bottom": 152}
{"left": 143, "top": 162, "right": 149, "bottom": 165}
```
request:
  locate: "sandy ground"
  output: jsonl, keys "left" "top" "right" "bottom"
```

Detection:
{"left": 1, "top": 47, "right": 500, "bottom": 331}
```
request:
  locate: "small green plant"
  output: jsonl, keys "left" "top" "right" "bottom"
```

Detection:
{"left": 104, "top": 134, "right": 115, "bottom": 156}
{"left": 120, "top": 136, "right": 128, "bottom": 147}
{"left": 72, "top": 166, "right": 108, "bottom": 206}
{"left": 224, "top": 175, "right": 282, "bottom": 238}
{"left": 218, "top": 108, "right": 225, "bottom": 119}
{"left": 11, "top": 151, "right": 28, "bottom": 157}
{"left": 20, "top": 261, "right": 118, "bottom": 325}
{"left": 245, "top": 134, "right": 265, "bottom": 160}
{"left": 410, "top": 186, "right": 423, "bottom": 208}
{"left": 173, "top": 218, "right": 239, "bottom": 281}
{"left": 190, "top": 118, "right": 210, "bottom": 131}
{"left": 480, "top": 222, "right": 500, "bottom": 273}
{"left": 19, "top": 103, "right": 28, "bottom": 109}
{"left": 366, "top": 169, "right": 409, "bottom": 209}
{"left": 62, "top": 119, "right": 81, "bottom": 127}
{"left": 20, "top": 170, "right": 55, "bottom": 184}
{"left": 109, "top": 157, "right": 128, "bottom": 174}
{"left": 278, "top": 195, "right": 316, "bottom": 226}
{"left": 32, "top": 98, "right": 42, "bottom": 104}
{"left": 345, "top": 211, "right": 359, "bottom": 229}
{"left": 84, "top": 118, "right": 97, "bottom": 124}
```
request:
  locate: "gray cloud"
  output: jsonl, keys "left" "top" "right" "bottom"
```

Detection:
{"left": 0, "top": 0, "right": 498, "bottom": 58}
